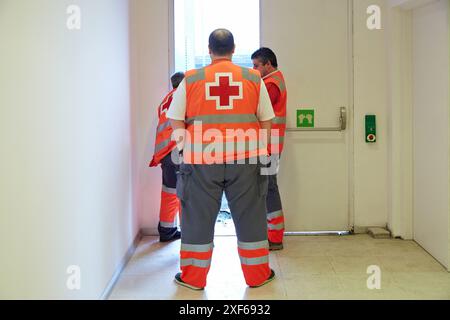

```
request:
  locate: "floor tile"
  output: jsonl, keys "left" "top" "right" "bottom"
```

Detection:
{"left": 109, "top": 235, "right": 450, "bottom": 300}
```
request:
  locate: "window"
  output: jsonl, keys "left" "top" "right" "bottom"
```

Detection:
{"left": 173, "top": 0, "right": 260, "bottom": 72}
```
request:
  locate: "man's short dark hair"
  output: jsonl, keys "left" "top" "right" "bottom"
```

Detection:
{"left": 171, "top": 72, "right": 185, "bottom": 89}
{"left": 209, "top": 29, "right": 235, "bottom": 56}
{"left": 251, "top": 47, "right": 278, "bottom": 68}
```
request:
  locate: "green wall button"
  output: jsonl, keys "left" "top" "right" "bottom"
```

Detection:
{"left": 365, "top": 115, "right": 377, "bottom": 143}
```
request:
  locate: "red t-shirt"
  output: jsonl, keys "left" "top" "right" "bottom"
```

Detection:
{"left": 266, "top": 82, "right": 281, "bottom": 112}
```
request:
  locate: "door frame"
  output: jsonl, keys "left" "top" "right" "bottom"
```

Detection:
{"left": 347, "top": 0, "right": 356, "bottom": 233}
{"left": 168, "top": 0, "right": 356, "bottom": 233}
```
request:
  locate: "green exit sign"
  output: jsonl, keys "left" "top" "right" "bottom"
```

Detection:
{"left": 297, "top": 109, "right": 315, "bottom": 128}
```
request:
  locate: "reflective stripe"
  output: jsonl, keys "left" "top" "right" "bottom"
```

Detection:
{"left": 186, "top": 68, "right": 206, "bottom": 84}
{"left": 267, "top": 210, "right": 283, "bottom": 220}
{"left": 155, "top": 139, "right": 171, "bottom": 153}
{"left": 186, "top": 141, "right": 262, "bottom": 153}
{"left": 157, "top": 121, "right": 171, "bottom": 133}
{"left": 271, "top": 75, "right": 286, "bottom": 92}
{"left": 268, "top": 223, "right": 285, "bottom": 231}
{"left": 162, "top": 185, "right": 176, "bottom": 195}
{"left": 272, "top": 117, "right": 286, "bottom": 125}
{"left": 160, "top": 221, "right": 177, "bottom": 228}
{"left": 186, "top": 114, "right": 258, "bottom": 125}
{"left": 180, "top": 258, "right": 212, "bottom": 268}
{"left": 181, "top": 242, "right": 214, "bottom": 253}
{"left": 239, "top": 256, "right": 269, "bottom": 266}
{"left": 241, "top": 67, "right": 261, "bottom": 84}
{"left": 238, "top": 240, "right": 269, "bottom": 250}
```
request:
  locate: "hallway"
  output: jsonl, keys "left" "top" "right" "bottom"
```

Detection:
{"left": 110, "top": 235, "right": 450, "bottom": 300}
{"left": 1, "top": 0, "right": 449, "bottom": 300}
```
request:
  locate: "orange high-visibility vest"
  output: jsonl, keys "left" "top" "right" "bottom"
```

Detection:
{"left": 183, "top": 59, "right": 267, "bottom": 164}
{"left": 263, "top": 70, "right": 287, "bottom": 155}
{"left": 150, "top": 89, "right": 178, "bottom": 167}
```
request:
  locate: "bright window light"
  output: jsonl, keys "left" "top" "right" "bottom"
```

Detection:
{"left": 174, "top": 0, "right": 260, "bottom": 72}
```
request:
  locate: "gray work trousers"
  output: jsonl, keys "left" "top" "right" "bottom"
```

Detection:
{"left": 176, "top": 163, "right": 269, "bottom": 244}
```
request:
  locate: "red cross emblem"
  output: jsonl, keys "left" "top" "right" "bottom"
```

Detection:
{"left": 205, "top": 73, "right": 243, "bottom": 110}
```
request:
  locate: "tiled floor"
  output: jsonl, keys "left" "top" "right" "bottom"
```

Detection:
{"left": 109, "top": 234, "right": 450, "bottom": 300}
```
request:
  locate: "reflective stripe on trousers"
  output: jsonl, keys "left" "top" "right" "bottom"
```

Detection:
{"left": 160, "top": 187, "right": 180, "bottom": 227}
{"left": 159, "top": 154, "right": 180, "bottom": 229}
{"left": 266, "top": 174, "right": 285, "bottom": 244}
{"left": 180, "top": 242, "right": 214, "bottom": 288}
{"left": 237, "top": 240, "right": 271, "bottom": 287}
{"left": 268, "top": 216, "right": 285, "bottom": 244}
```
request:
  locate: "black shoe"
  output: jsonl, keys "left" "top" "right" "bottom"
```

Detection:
{"left": 269, "top": 241, "right": 283, "bottom": 251}
{"left": 160, "top": 230, "right": 181, "bottom": 243}
{"left": 158, "top": 222, "right": 181, "bottom": 242}
{"left": 249, "top": 269, "right": 276, "bottom": 288}
{"left": 174, "top": 273, "right": 204, "bottom": 291}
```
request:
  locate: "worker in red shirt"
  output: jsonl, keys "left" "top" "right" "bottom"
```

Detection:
{"left": 149, "top": 72, "right": 185, "bottom": 242}
{"left": 252, "top": 48, "right": 287, "bottom": 251}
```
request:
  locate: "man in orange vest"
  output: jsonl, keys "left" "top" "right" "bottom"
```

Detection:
{"left": 252, "top": 48, "right": 287, "bottom": 251}
{"left": 167, "top": 29, "right": 276, "bottom": 290}
{"left": 149, "top": 72, "right": 185, "bottom": 242}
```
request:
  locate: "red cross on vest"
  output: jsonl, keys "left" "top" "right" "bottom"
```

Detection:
{"left": 205, "top": 72, "right": 243, "bottom": 110}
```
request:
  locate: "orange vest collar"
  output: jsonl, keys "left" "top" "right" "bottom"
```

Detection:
{"left": 262, "top": 69, "right": 280, "bottom": 80}
{"left": 211, "top": 58, "right": 232, "bottom": 65}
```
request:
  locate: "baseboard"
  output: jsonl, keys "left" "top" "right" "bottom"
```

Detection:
{"left": 285, "top": 231, "right": 350, "bottom": 236}
{"left": 353, "top": 226, "right": 369, "bottom": 234}
{"left": 140, "top": 227, "right": 159, "bottom": 236}
{"left": 99, "top": 231, "right": 143, "bottom": 300}
{"left": 353, "top": 225, "right": 393, "bottom": 236}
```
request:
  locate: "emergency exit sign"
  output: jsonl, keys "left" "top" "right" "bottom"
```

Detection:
{"left": 297, "top": 109, "right": 315, "bottom": 128}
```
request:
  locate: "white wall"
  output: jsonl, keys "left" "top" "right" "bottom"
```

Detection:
{"left": 386, "top": 6, "right": 414, "bottom": 239}
{"left": 353, "top": 0, "right": 390, "bottom": 229}
{"left": 130, "top": 0, "right": 171, "bottom": 235}
{"left": 386, "top": 0, "right": 450, "bottom": 269}
{"left": 389, "top": 0, "right": 437, "bottom": 9}
{"left": 412, "top": 0, "right": 449, "bottom": 269}
{"left": 0, "top": 0, "right": 138, "bottom": 299}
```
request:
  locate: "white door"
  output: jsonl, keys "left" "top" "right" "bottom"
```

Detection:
{"left": 261, "top": 0, "right": 351, "bottom": 231}
{"left": 412, "top": 0, "right": 449, "bottom": 269}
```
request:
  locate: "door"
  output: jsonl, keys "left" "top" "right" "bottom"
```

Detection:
{"left": 261, "top": 0, "right": 352, "bottom": 231}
